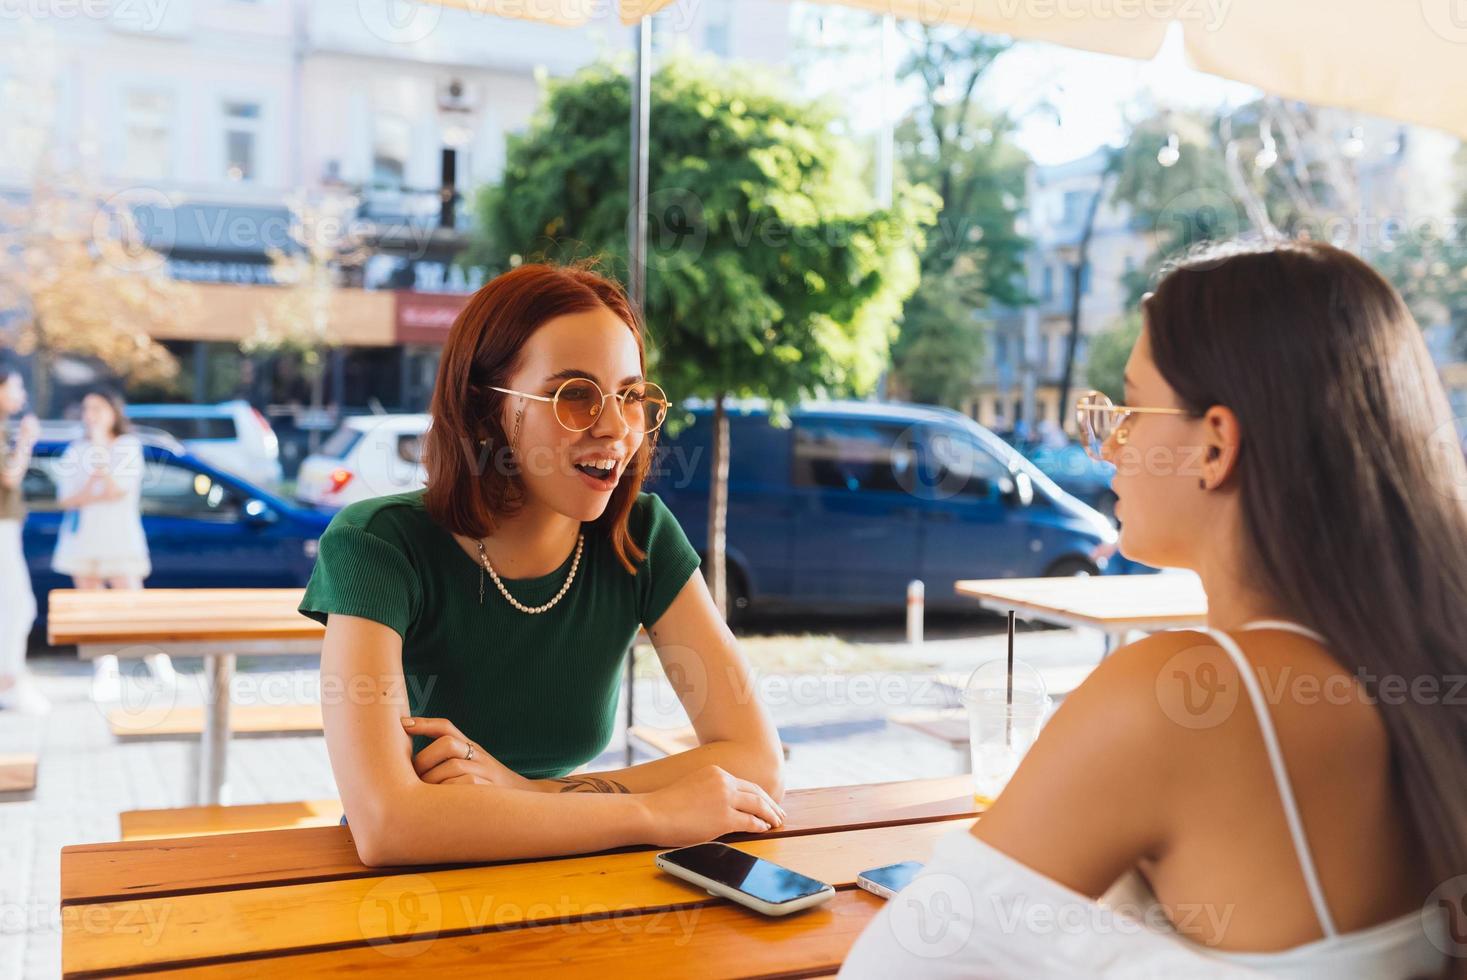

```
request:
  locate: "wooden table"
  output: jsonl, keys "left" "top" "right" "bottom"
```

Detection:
{"left": 47, "top": 588, "right": 322, "bottom": 806}
{"left": 954, "top": 572, "right": 1207, "bottom": 655}
{"left": 60, "top": 775, "right": 980, "bottom": 977}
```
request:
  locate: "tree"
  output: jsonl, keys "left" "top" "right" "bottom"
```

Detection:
{"left": 0, "top": 163, "right": 186, "bottom": 414}
{"left": 888, "top": 29, "right": 1030, "bottom": 407}
{"left": 469, "top": 55, "right": 934, "bottom": 617}
{"left": 1084, "top": 310, "right": 1142, "bottom": 403}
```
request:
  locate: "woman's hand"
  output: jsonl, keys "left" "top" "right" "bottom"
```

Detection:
{"left": 640, "top": 765, "right": 787, "bottom": 847}
{"left": 403, "top": 716, "right": 533, "bottom": 791}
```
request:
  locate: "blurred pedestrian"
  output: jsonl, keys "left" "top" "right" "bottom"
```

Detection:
{"left": 0, "top": 366, "right": 48, "bottom": 714}
{"left": 53, "top": 388, "right": 173, "bottom": 701}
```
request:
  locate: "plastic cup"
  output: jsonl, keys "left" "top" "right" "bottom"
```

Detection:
{"left": 962, "top": 672, "right": 1051, "bottom": 807}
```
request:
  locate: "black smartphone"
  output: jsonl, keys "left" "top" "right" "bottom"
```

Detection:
{"left": 655, "top": 842, "right": 835, "bottom": 916}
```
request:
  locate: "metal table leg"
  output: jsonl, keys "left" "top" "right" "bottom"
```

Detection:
{"left": 197, "top": 653, "right": 235, "bottom": 806}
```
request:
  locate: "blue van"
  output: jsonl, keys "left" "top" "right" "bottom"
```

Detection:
{"left": 645, "top": 400, "right": 1134, "bottom": 617}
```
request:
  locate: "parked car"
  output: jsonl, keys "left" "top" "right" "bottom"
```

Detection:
{"left": 645, "top": 400, "right": 1147, "bottom": 619}
{"left": 20, "top": 434, "right": 332, "bottom": 636}
{"left": 1005, "top": 437, "right": 1119, "bottom": 523}
{"left": 295, "top": 414, "right": 430, "bottom": 508}
{"left": 124, "top": 401, "right": 283, "bottom": 489}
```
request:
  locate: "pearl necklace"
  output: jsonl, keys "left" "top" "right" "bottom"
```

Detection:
{"left": 476, "top": 534, "right": 584, "bottom": 613}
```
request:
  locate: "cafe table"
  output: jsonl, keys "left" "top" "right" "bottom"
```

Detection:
{"left": 46, "top": 588, "right": 323, "bottom": 807}
{"left": 955, "top": 571, "right": 1207, "bottom": 655}
{"left": 60, "top": 775, "right": 980, "bottom": 977}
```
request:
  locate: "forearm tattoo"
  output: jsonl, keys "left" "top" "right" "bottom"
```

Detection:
{"left": 552, "top": 775, "right": 631, "bottom": 794}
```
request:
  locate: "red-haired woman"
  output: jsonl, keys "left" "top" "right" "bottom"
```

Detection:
{"left": 300, "top": 263, "right": 785, "bottom": 866}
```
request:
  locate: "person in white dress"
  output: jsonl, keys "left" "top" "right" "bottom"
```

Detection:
{"left": 841, "top": 240, "right": 1460, "bottom": 979}
{"left": 52, "top": 389, "right": 173, "bottom": 700}
{"left": 0, "top": 366, "right": 49, "bottom": 714}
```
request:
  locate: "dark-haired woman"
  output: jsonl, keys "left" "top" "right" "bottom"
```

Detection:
{"left": 842, "top": 240, "right": 1456, "bottom": 978}
{"left": 54, "top": 388, "right": 172, "bottom": 701}
{"left": 300, "top": 262, "right": 785, "bottom": 867}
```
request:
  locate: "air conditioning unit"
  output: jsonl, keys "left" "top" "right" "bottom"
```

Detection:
{"left": 437, "top": 78, "right": 476, "bottom": 113}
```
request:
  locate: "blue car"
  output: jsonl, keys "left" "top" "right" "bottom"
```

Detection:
{"left": 645, "top": 400, "right": 1139, "bottom": 619}
{"left": 1003, "top": 438, "right": 1118, "bottom": 524}
{"left": 19, "top": 434, "right": 332, "bottom": 637}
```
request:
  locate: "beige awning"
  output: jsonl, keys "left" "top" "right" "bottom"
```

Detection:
{"left": 453, "top": 0, "right": 1467, "bottom": 140}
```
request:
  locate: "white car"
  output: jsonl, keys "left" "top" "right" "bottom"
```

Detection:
{"left": 296, "top": 414, "right": 430, "bottom": 507}
{"left": 125, "top": 400, "right": 284, "bottom": 489}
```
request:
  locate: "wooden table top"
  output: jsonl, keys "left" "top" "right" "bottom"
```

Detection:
{"left": 61, "top": 776, "right": 978, "bottom": 977}
{"left": 954, "top": 573, "right": 1207, "bottom": 630}
{"left": 46, "top": 588, "right": 319, "bottom": 646}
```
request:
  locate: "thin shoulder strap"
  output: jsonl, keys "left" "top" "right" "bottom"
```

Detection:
{"left": 1201, "top": 626, "right": 1340, "bottom": 938}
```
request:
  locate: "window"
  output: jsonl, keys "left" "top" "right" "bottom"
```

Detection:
{"left": 122, "top": 90, "right": 173, "bottom": 178}
{"left": 1042, "top": 265, "right": 1054, "bottom": 301}
{"left": 132, "top": 416, "right": 237, "bottom": 441}
{"left": 319, "top": 426, "right": 364, "bottom": 460}
{"left": 1061, "top": 189, "right": 1089, "bottom": 226}
{"left": 140, "top": 461, "right": 241, "bottom": 521}
{"left": 995, "top": 334, "right": 1009, "bottom": 368}
{"left": 396, "top": 433, "right": 424, "bottom": 465}
{"left": 1039, "top": 334, "right": 1051, "bottom": 373}
{"left": 792, "top": 421, "right": 914, "bottom": 493}
{"left": 372, "top": 115, "right": 411, "bottom": 189}
{"left": 222, "top": 100, "right": 261, "bottom": 182}
{"left": 21, "top": 461, "right": 60, "bottom": 512}
{"left": 925, "top": 431, "right": 1009, "bottom": 499}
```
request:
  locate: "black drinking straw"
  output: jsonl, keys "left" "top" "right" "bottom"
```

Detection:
{"left": 1005, "top": 610, "right": 1015, "bottom": 746}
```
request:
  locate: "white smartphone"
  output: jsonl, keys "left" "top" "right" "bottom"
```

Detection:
{"left": 655, "top": 842, "right": 836, "bottom": 916}
{"left": 856, "top": 860, "right": 924, "bottom": 900}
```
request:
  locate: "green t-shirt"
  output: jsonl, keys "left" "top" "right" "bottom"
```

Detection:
{"left": 299, "top": 489, "right": 701, "bottom": 779}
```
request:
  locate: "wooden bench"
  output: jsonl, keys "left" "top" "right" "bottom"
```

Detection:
{"left": 0, "top": 753, "right": 37, "bottom": 799}
{"left": 120, "top": 799, "right": 344, "bottom": 841}
{"left": 108, "top": 703, "right": 323, "bottom": 739}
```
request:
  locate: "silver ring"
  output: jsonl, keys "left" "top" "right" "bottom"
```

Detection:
{"left": 464, "top": 744, "right": 475, "bottom": 761}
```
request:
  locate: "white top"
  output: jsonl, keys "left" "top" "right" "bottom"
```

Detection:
{"left": 839, "top": 620, "right": 1449, "bottom": 979}
{"left": 51, "top": 434, "right": 151, "bottom": 580}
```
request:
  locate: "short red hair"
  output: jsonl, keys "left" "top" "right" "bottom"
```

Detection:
{"left": 421, "top": 262, "right": 653, "bottom": 574}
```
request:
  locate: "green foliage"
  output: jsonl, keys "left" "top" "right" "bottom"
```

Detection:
{"left": 467, "top": 56, "right": 936, "bottom": 406}
{"left": 887, "top": 31, "right": 1030, "bottom": 407}
{"left": 1084, "top": 311, "right": 1142, "bottom": 403}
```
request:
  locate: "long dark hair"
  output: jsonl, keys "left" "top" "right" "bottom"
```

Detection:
{"left": 1145, "top": 239, "right": 1467, "bottom": 970}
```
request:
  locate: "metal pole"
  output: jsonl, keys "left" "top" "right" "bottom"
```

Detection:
{"left": 906, "top": 580, "right": 924, "bottom": 647}
{"left": 627, "top": 19, "right": 652, "bottom": 310}
{"left": 198, "top": 653, "right": 235, "bottom": 805}
{"left": 624, "top": 17, "right": 652, "bottom": 764}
